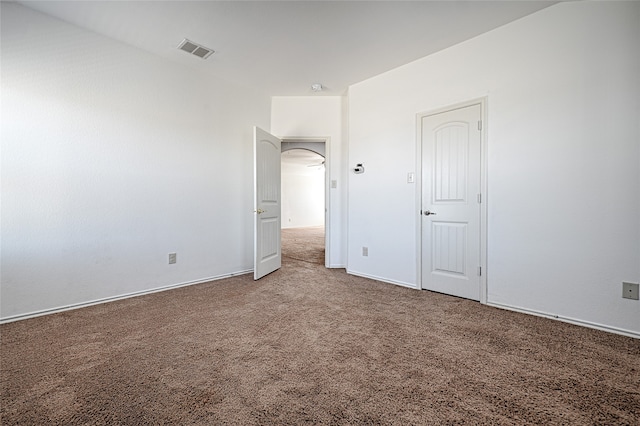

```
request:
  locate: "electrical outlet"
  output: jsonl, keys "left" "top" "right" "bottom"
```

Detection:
{"left": 622, "top": 282, "right": 639, "bottom": 300}
{"left": 169, "top": 253, "right": 177, "bottom": 264}
{"left": 362, "top": 247, "right": 368, "bottom": 256}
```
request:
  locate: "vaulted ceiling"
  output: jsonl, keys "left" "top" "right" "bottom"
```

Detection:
{"left": 19, "top": 1, "right": 557, "bottom": 96}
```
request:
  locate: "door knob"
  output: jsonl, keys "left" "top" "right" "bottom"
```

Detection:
{"left": 255, "top": 208, "right": 265, "bottom": 214}
{"left": 423, "top": 210, "right": 436, "bottom": 216}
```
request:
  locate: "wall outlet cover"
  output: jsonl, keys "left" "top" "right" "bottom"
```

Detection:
{"left": 622, "top": 282, "right": 639, "bottom": 300}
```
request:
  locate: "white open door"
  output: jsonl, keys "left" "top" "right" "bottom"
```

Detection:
{"left": 420, "top": 104, "right": 482, "bottom": 300}
{"left": 254, "top": 127, "right": 282, "bottom": 279}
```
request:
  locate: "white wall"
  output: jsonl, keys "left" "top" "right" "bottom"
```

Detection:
{"left": 0, "top": 3, "right": 271, "bottom": 320}
{"left": 281, "top": 154, "right": 325, "bottom": 229}
{"left": 347, "top": 1, "right": 640, "bottom": 336}
{"left": 271, "top": 96, "right": 346, "bottom": 267}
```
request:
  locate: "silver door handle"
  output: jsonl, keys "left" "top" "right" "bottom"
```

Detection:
{"left": 423, "top": 210, "right": 436, "bottom": 216}
{"left": 255, "top": 209, "right": 266, "bottom": 214}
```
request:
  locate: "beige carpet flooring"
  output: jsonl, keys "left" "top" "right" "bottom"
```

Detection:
{"left": 282, "top": 225, "right": 325, "bottom": 265}
{"left": 1, "top": 226, "right": 639, "bottom": 424}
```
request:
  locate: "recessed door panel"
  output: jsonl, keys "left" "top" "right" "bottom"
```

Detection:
{"left": 259, "top": 218, "right": 279, "bottom": 261}
{"left": 434, "top": 123, "right": 468, "bottom": 203}
{"left": 432, "top": 222, "right": 467, "bottom": 276}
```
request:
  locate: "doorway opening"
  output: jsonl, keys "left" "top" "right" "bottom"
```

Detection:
{"left": 281, "top": 140, "right": 328, "bottom": 266}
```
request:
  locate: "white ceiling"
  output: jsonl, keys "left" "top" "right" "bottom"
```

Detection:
{"left": 18, "top": 1, "right": 557, "bottom": 97}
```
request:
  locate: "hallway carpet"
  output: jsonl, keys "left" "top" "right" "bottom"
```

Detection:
{"left": 1, "top": 227, "right": 639, "bottom": 424}
{"left": 282, "top": 225, "right": 325, "bottom": 265}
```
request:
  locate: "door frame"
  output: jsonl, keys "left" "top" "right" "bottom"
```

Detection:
{"left": 280, "top": 136, "right": 331, "bottom": 268}
{"left": 415, "top": 97, "right": 488, "bottom": 304}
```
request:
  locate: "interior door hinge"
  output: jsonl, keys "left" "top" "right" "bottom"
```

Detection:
{"left": 478, "top": 120, "right": 482, "bottom": 131}
{"left": 477, "top": 266, "right": 482, "bottom": 276}
{"left": 477, "top": 193, "right": 482, "bottom": 204}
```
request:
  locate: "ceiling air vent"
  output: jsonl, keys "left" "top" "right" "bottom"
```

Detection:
{"left": 177, "top": 39, "right": 214, "bottom": 59}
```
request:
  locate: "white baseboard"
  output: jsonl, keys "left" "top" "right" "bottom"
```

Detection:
{"left": 487, "top": 301, "right": 639, "bottom": 339}
{"left": 8, "top": 270, "right": 634, "bottom": 340}
{"left": 346, "top": 269, "right": 418, "bottom": 290}
{"left": 343, "top": 270, "right": 638, "bottom": 339}
{"left": 0, "top": 269, "right": 253, "bottom": 324}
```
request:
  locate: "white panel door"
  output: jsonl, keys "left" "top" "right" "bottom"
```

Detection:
{"left": 254, "top": 127, "right": 281, "bottom": 280}
{"left": 421, "top": 104, "right": 482, "bottom": 300}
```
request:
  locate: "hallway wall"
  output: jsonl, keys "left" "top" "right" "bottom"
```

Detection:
{"left": 281, "top": 151, "right": 325, "bottom": 229}
{"left": 347, "top": 1, "right": 640, "bottom": 336}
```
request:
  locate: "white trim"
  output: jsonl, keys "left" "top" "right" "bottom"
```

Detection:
{"left": 347, "top": 269, "right": 418, "bottom": 290}
{"left": 479, "top": 98, "right": 488, "bottom": 305}
{"left": 487, "top": 301, "right": 640, "bottom": 339}
{"left": 415, "top": 116, "right": 423, "bottom": 290}
{"left": 0, "top": 270, "right": 252, "bottom": 324}
{"left": 415, "top": 97, "right": 488, "bottom": 303}
{"left": 280, "top": 136, "right": 333, "bottom": 268}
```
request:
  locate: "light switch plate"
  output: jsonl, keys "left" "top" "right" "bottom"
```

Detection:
{"left": 622, "top": 282, "right": 639, "bottom": 300}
